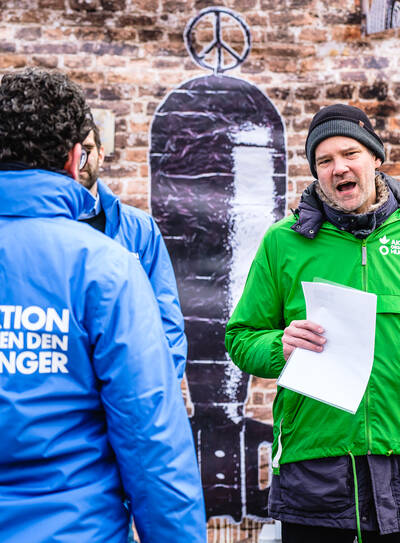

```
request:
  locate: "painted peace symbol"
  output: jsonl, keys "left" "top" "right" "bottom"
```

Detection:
{"left": 184, "top": 7, "right": 251, "bottom": 74}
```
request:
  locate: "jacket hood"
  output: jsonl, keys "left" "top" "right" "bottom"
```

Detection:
{"left": 0, "top": 169, "right": 96, "bottom": 220}
{"left": 291, "top": 172, "right": 400, "bottom": 239}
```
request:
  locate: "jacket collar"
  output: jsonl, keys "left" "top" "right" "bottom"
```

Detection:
{"left": 97, "top": 179, "right": 121, "bottom": 238}
{"left": 0, "top": 168, "right": 95, "bottom": 220}
{"left": 291, "top": 172, "right": 400, "bottom": 239}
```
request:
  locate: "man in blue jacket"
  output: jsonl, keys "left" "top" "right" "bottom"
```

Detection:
{"left": 78, "top": 123, "right": 187, "bottom": 379}
{"left": 0, "top": 67, "right": 206, "bottom": 543}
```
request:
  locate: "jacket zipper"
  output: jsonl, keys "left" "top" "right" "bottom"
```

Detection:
{"left": 361, "top": 240, "right": 372, "bottom": 454}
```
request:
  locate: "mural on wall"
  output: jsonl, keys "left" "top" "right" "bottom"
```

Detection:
{"left": 363, "top": 0, "right": 400, "bottom": 33}
{"left": 150, "top": 7, "right": 287, "bottom": 523}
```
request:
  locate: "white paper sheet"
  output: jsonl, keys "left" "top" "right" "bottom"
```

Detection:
{"left": 277, "top": 281, "right": 377, "bottom": 414}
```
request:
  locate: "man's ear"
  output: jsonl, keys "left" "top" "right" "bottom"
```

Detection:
{"left": 64, "top": 143, "right": 82, "bottom": 180}
{"left": 374, "top": 156, "right": 382, "bottom": 169}
{"left": 98, "top": 145, "right": 105, "bottom": 169}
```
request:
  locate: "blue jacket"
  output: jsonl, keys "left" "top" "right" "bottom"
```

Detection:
{"left": 97, "top": 180, "right": 187, "bottom": 379}
{"left": 0, "top": 169, "right": 206, "bottom": 543}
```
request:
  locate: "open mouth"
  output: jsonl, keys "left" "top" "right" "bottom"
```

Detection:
{"left": 336, "top": 181, "right": 356, "bottom": 192}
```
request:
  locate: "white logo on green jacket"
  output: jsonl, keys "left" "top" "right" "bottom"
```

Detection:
{"left": 379, "top": 235, "right": 400, "bottom": 255}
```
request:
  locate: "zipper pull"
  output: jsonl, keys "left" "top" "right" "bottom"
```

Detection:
{"left": 362, "top": 245, "right": 367, "bottom": 266}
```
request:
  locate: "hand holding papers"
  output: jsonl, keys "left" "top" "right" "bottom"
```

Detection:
{"left": 277, "top": 282, "right": 377, "bottom": 414}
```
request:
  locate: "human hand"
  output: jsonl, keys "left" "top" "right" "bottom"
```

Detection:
{"left": 282, "top": 320, "right": 326, "bottom": 361}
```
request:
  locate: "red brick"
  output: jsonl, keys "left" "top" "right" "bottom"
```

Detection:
{"left": 388, "top": 118, "right": 400, "bottom": 131}
{"left": 140, "top": 164, "right": 149, "bottom": 177}
{"left": 266, "top": 87, "right": 290, "bottom": 101}
{"left": 340, "top": 71, "right": 367, "bottom": 82}
{"left": 0, "top": 42, "right": 15, "bottom": 53}
{"left": 43, "top": 28, "right": 73, "bottom": 40}
{"left": 354, "top": 100, "right": 397, "bottom": 118}
{"left": 233, "top": 0, "right": 257, "bottom": 8}
{"left": 287, "top": 0, "right": 314, "bottom": 6}
{"left": 126, "top": 178, "right": 147, "bottom": 194}
{"left": 267, "top": 57, "right": 298, "bottom": 73}
{"left": 305, "top": 101, "right": 326, "bottom": 114}
{"left": 269, "top": 11, "right": 314, "bottom": 26}
{"left": 389, "top": 147, "right": 400, "bottom": 162}
{"left": 282, "top": 104, "right": 302, "bottom": 116}
{"left": 333, "top": 57, "right": 361, "bottom": 69}
{"left": 101, "top": 0, "right": 126, "bottom": 10}
{"left": 246, "top": 13, "right": 269, "bottom": 26}
{"left": 299, "top": 27, "right": 327, "bottom": 42}
{"left": 70, "top": 0, "right": 100, "bottom": 9}
{"left": 363, "top": 56, "right": 389, "bottom": 70}
{"left": 97, "top": 55, "right": 127, "bottom": 68}
{"left": 380, "top": 163, "right": 400, "bottom": 176}
{"left": 379, "top": 130, "right": 400, "bottom": 145}
{"left": 105, "top": 28, "right": 137, "bottom": 42}
{"left": 38, "top": 0, "right": 65, "bottom": 8}
{"left": 331, "top": 25, "right": 363, "bottom": 42}
{"left": 74, "top": 27, "right": 107, "bottom": 40}
{"left": 359, "top": 81, "right": 388, "bottom": 101}
{"left": 245, "top": 406, "right": 272, "bottom": 424}
{"left": 0, "top": 54, "right": 27, "bottom": 68}
{"left": 139, "top": 29, "right": 164, "bottom": 42}
{"left": 326, "top": 84, "right": 355, "bottom": 100}
{"left": 21, "top": 43, "right": 78, "bottom": 54}
{"left": 152, "top": 58, "right": 181, "bottom": 69}
{"left": 322, "top": 8, "right": 361, "bottom": 25}
{"left": 124, "top": 148, "right": 148, "bottom": 163}
{"left": 64, "top": 55, "right": 94, "bottom": 69}
{"left": 81, "top": 42, "right": 139, "bottom": 56}
{"left": 112, "top": 131, "right": 131, "bottom": 147}
{"left": 266, "top": 28, "right": 293, "bottom": 42}
{"left": 252, "top": 392, "right": 264, "bottom": 405}
{"left": 63, "top": 12, "right": 108, "bottom": 26}
{"left": 69, "top": 70, "right": 105, "bottom": 85}
{"left": 295, "top": 86, "right": 320, "bottom": 100}
{"left": 265, "top": 44, "right": 314, "bottom": 58}
{"left": 240, "top": 58, "right": 266, "bottom": 74}
{"left": 32, "top": 55, "right": 59, "bottom": 68}
{"left": 7, "top": 10, "right": 50, "bottom": 24}
{"left": 289, "top": 164, "right": 310, "bottom": 176}
{"left": 117, "top": 14, "right": 156, "bottom": 26}
{"left": 15, "top": 27, "right": 42, "bottom": 40}
{"left": 293, "top": 118, "right": 313, "bottom": 131}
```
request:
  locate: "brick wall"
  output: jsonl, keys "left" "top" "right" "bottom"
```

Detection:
{"left": 2, "top": 0, "right": 400, "bottom": 540}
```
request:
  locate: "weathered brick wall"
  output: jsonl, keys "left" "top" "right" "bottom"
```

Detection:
{"left": 2, "top": 0, "right": 400, "bottom": 540}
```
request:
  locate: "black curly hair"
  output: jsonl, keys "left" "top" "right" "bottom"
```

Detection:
{"left": 0, "top": 68, "right": 93, "bottom": 170}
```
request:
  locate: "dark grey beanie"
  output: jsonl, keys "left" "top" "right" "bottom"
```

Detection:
{"left": 305, "top": 104, "right": 385, "bottom": 178}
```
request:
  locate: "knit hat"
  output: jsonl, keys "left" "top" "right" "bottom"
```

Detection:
{"left": 305, "top": 104, "right": 385, "bottom": 179}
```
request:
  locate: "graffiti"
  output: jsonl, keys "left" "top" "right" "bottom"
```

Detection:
{"left": 184, "top": 7, "right": 251, "bottom": 74}
{"left": 363, "top": 0, "right": 400, "bottom": 33}
{"left": 150, "top": 9, "right": 287, "bottom": 524}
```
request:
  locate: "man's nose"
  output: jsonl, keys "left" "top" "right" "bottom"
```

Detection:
{"left": 332, "top": 157, "right": 349, "bottom": 175}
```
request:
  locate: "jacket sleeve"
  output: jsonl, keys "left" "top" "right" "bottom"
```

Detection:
{"left": 87, "top": 251, "right": 206, "bottom": 543}
{"left": 139, "top": 217, "right": 187, "bottom": 380}
{"left": 225, "top": 232, "right": 287, "bottom": 379}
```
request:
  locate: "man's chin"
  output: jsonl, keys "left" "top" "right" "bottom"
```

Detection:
{"left": 78, "top": 176, "right": 96, "bottom": 192}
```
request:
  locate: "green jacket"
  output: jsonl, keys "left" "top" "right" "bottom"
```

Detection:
{"left": 225, "top": 209, "right": 400, "bottom": 469}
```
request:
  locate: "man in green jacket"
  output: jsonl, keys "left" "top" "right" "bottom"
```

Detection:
{"left": 226, "top": 104, "right": 400, "bottom": 542}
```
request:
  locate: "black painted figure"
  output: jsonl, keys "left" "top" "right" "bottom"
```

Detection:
{"left": 150, "top": 73, "right": 286, "bottom": 521}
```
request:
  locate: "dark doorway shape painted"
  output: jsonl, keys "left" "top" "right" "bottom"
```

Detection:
{"left": 150, "top": 73, "right": 286, "bottom": 522}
